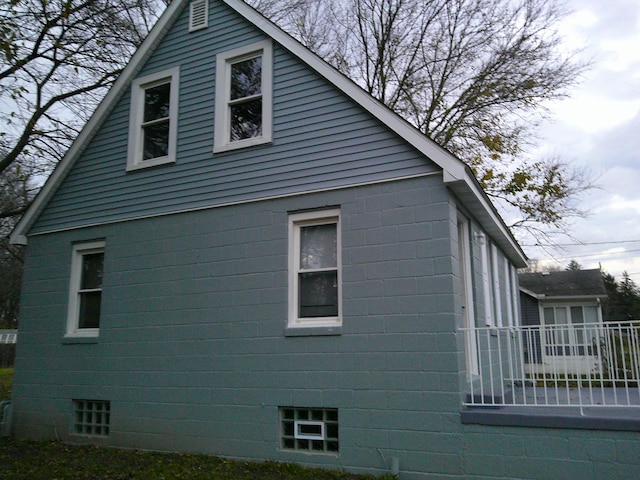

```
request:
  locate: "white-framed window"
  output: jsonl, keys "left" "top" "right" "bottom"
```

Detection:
{"left": 288, "top": 209, "right": 341, "bottom": 328}
{"left": 214, "top": 40, "right": 272, "bottom": 152}
{"left": 127, "top": 67, "right": 179, "bottom": 170}
{"left": 66, "top": 241, "right": 105, "bottom": 337}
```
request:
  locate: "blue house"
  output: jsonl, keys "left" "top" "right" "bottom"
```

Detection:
{"left": 9, "top": 1, "right": 640, "bottom": 478}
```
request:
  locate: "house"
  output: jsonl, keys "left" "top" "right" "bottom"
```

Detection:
{"left": 8, "top": 1, "right": 640, "bottom": 478}
{"left": 0, "top": 329, "right": 17, "bottom": 368}
{"left": 519, "top": 269, "right": 608, "bottom": 376}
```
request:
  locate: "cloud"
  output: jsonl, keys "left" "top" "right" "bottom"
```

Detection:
{"left": 508, "top": 1, "right": 640, "bottom": 283}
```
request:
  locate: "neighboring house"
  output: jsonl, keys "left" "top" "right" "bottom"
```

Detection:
{"left": 8, "top": 1, "right": 640, "bottom": 478}
{"left": 519, "top": 269, "right": 608, "bottom": 376}
{"left": 0, "top": 330, "right": 17, "bottom": 368}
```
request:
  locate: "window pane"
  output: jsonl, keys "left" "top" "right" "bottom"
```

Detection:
{"left": 79, "top": 291, "right": 101, "bottom": 329}
{"left": 299, "top": 271, "right": 338, "bottom": 317}
{"left": 81, "top": 253, "right": 104, "bottom": 290}
{"left": 555, "top": 308, "right": 567, "bottom": 325}
{"left": 230, "top": 99, "right": 262, "bottom": 140}
{"left": 570, "top": 306, "right": 584, "bottom": 324}
{"left": 230, "top": 57, "right": 262, "bottom": 100}
{"left": 144, "top": 83, "right": 171, "bottom": 122}
{"left": 300, "top": 224, "right": 337, "bottom": 270}
{"left": 583, "top": 306, "right": 598, "bottom": 323}
{"left": 143, "top": 121, "right": 169, "bottom": 160}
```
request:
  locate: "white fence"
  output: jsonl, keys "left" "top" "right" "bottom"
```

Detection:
{"left": 462, "top": 321, "right": 640, "bottom": 408}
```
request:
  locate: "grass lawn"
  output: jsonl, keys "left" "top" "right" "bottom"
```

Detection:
{"left": 0, "top": 438, "right": 393, "bottom": 480}
{"left": 0, "top": 368, "right": 12, "bottom": 401}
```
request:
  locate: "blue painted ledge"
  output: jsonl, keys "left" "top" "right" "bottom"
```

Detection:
{"left": 461, "top": 405, "right": 640, "bottom": 431}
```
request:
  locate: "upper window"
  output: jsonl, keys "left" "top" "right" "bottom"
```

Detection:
{"left": 288, "top": 210, "right": 341, "bottom": 328}
{"left": 214, "top": 40, "right": 272, "bottom": 152}
{"left": 127, "top": 67, "right": 179, "bottom": 170}
{"left": 66, "top": 241, "right": 105, "bottom": 337}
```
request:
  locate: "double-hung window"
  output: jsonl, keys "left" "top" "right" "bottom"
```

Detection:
{"left": 214, "top": 40, "right": 272, "bottom": 152}
{"left": 288, "top": 210, "right": 341, "bottom": 328}
{"left": 66, "top": 241, "right": 105, "bottom": 337}
{"left": 127, "top": 67, "right": 179, "bottom": 170}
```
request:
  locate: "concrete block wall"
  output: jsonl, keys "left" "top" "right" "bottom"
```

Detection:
{"left": 12, "top": 175, "right": 640, "bottom": 478}
{"left": 14, "top": 176, "right": 460, "bottom": 472}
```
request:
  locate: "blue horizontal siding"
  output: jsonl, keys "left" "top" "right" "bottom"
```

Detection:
{"left": 31, "top": 0, "right": 439, "bottom": 235}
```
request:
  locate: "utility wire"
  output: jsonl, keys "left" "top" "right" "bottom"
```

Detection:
{"left": 522, "top": 239, "right": 640, "bottom": 247}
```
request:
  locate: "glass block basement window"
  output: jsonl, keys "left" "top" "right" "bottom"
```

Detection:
{"left": 73, "top": 400, "right": 110, "bottom": 436}
{"left": 280, "top": 407, "right": 338, "bottom": 453}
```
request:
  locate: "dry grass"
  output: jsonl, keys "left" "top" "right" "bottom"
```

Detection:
{"left": 0, "top": 438, "right": 393, "bottom": 480}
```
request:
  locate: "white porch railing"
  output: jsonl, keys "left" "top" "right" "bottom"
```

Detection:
{"left": 462, "top": 321, "right": 640, "bottom": 408}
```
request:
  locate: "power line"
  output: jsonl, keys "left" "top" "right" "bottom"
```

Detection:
{"left": 522, "top": 239, "right": 640, "bottom": 247}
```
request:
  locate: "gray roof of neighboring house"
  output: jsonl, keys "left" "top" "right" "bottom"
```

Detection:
{"left": 519, "top": 269, "right": 608, "bottom": 298}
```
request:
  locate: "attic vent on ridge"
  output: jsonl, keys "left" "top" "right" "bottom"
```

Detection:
{"left": 189, "top": 0, "right": 208, "bottom": 32}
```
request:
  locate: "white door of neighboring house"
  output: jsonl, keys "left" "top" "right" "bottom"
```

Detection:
{"left": 541, "top": 305, "right": 600, "bottom": 376}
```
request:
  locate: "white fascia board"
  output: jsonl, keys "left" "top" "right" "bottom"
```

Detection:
{"left": 539, "top": 295, "right": 606, "bottom": 302}
{"left": 519, "top": 287, "right": 542, "bottom": 299}
{"left": 447, "top": 175, "right": 527, "bottom": 267}
{"left": 520, "top": 288, "right": 606, "bottom": 303}
{"left": 9, "top": 0, "right": 186, "bottom": 245}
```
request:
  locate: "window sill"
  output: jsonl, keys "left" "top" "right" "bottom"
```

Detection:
{"left": 62, "top": 336, "right": 99, "bottom": 345}
{"left": 284, "top": 326, "right": 342, "bottom": 337}
{"left": 461, "top": 405, "right": 640, "bottom": 432}
{"left": 126, "top": 156, "right": 175, "bottom": 171}
{"left": 213, "top": 136, "right": 271, "bottom": 153}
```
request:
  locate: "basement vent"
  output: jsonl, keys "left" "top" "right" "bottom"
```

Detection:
{"left": 72, "top": 399, "right": 110, "bottom": 437}
{"left": 189, "top": 0, "right": 208, "bottom": 32}
{"left": 280, "top": 407, "right": 338, "bottom": 453}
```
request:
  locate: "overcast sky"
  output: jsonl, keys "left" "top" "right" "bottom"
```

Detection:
{"left": 517, "top": 0, "right": 640, "bottom": 283}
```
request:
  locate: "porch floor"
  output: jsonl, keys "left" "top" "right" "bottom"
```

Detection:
{"left": 462, "top": 386, "right": 640, "bottom": 431}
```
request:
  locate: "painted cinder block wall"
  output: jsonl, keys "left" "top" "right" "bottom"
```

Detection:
{"left": 13, "top": 176, "right": 462, "bottom": 471}
{"left": 14, "top": 178, "right": 640, "bottom": 479}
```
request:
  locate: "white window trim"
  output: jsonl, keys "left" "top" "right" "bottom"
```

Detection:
{"left": 288, "top": 209, "right": 341, "bottom": 328}
{"left": 294, "top": 420, "right": 325, "bottom": 440}
{"left": 504, "top": 257, "right": 513, "bottom": 327}
{"left": 479, "top": 233, "right": 494, "bottom": 327}
{"left": 510, "top": 265, "right": 521, "bottom": 326}
{"left": 127, "top": 67, "right": 180, "bottom": 171}
{"left": 491, "top": 243, "right": 503, "bottom": 328}
{"left": 214, "top": 40, "right": 273, "bottom": 152}
{"left": 66, "top": 240, "right": 105, "bottom": 338}
{"left": 457, "top": 215, "right": 478, "bottom": 376}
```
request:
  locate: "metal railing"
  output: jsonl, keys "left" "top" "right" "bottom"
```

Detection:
{"left": 462, "top": 321, "right": 640, "bottom": 408}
